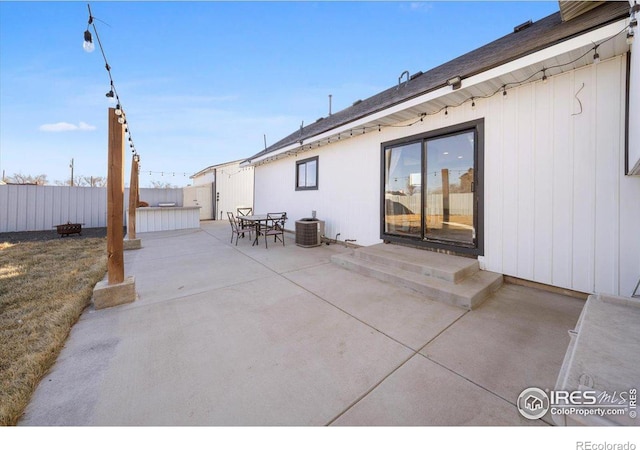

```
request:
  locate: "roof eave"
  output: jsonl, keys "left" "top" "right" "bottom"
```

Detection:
{"left": 245, "top": 17, "right": 628, "bottom": 167}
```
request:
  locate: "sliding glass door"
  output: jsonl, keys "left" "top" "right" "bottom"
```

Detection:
{"left": 383, "top": 142, "right": 422, "bottom": 238}
{"left": 382, "top": 120, "right": 482, "bottom": 254}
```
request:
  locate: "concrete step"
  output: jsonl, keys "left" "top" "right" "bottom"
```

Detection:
{"left": 353, "top": 243, "right": 479, "bottom": 284}
{"left": 331, "top": 247, "right": 503, "bottom": 310}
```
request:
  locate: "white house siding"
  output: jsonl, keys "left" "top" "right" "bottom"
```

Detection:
{"left": 255, "top": 130, "right": 382, "bottom": 242}
{"left": 628, "top": 7, "right": 640, "bottom": 174}
{"left": 255, "top": 55, "right": 639, "bottom": 297}
{"left": 481, "top": 54, "right": 640, "bottom": 297}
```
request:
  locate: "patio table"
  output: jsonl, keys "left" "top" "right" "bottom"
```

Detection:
{"left": 236, "top": 214, "right": 270, "bottom": 246}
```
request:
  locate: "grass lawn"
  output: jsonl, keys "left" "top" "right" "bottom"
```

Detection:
{"left": 0, "top": 237, "right": 107, "bottom": 426}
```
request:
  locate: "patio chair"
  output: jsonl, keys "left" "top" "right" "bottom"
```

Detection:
{"left": 236, "top": 207, "right": 253, "bottom": 230}
{"left": 227, "top": 212, "right": 251, "bottom": 245}
{"left": 263, "top": 212, "right": 286, "bottom": 248}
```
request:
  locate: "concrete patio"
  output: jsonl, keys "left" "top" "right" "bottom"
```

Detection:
{"left": 20, "top": 221, "right": 585, "bottom": 426}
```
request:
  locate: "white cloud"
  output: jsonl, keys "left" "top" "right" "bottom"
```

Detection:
{"left": 39, "top": 121, "right": 96, "bottom": 132}
{"left": 406, "top": 2, "right": 434, "bottom": 12}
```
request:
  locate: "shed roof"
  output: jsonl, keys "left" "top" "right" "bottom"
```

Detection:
{"left": 190, "top": 158, "right": 247, "bottom": 179}
{"left": 245, "top": 1, "right": 628, "bottom": 164}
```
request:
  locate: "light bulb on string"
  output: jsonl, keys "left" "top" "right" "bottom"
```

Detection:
{"left": 628, "top": 21, "right": 636, "bottom": 45}
{"left": 115, "top": 104, "right": 122, "bottom": 116}
{"left": 471, "top": 98, "right": 476, "bottom": 109}
{"left": 542, "top": 69, "right": 548, "bottom": 84}
{"left": 593, "top": 45, "right": 600, "bottom": 64}
{"left": 83, "top": 30, "right": 95, "bottom": 53}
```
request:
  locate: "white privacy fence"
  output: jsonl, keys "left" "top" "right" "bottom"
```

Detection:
{"left": 0, "top": 185, "right": 183, "bottom": 232}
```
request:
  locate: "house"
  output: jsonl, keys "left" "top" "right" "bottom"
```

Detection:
{"left": 242, "top": 1, "right": 640, "bottom": 298}
{"left": 188, "top": 159, "right": 254, "bottom": 220}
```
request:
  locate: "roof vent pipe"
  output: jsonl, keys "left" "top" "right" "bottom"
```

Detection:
{"left": 397, "top": 70, "right": 410, "bottom": 90}
{"left": 328, "top": 94, "right": 332, "bottom": 116}
{"left": 513, "top": 20, "right": 532, "bottom": 33}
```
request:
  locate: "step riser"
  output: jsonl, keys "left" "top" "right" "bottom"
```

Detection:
{"left": 354, "top": 249, "right": 478, "bottom": 283}
{"left": 332, "top": 256, "right": 503, "bottom": 310}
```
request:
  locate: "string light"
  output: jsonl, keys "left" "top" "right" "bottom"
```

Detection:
{"left": 542, "top": 69, "right": 548, "bottom": 84}
{"left": 83, "top": 3, "right": 142, "bottom": 162}
{"left": 144, "top": 171, "right": 190, "bottom": 177}
{"left": 628, "top": 2, "right": 639, "bottom": 45}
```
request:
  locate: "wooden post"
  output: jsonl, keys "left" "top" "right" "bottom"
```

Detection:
{"left": 107, "top": 107, "right": 125, "bottom": 284}
{"left": 128, "top": 155, "right": 138, "bottom": 240}
{"left": 135, "top": 163, "right": 140, "bottom": 206}
{"left": 441, "top": 168, "right": 450, "bottom": 226}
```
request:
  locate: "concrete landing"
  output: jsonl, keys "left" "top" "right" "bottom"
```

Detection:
{"left": 331, "top": 244, "right": 502, "bottom": 310}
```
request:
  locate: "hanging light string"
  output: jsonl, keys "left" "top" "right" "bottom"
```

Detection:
{"left": 142, "top": 170, "right": 191, "bottom": 177}
{"left": 83, "top": 3, "right": 140, "bottom": 164}
{"left": 281, "top": 22, "right": 633, "bottom": 159}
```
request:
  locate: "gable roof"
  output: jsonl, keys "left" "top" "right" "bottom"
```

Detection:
{"left": 245, "top": 1, "right": 628, "bottom": 164}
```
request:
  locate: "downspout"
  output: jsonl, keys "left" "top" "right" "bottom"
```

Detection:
{"left": 628, "top": 0, "right": 640, "bottom": 174}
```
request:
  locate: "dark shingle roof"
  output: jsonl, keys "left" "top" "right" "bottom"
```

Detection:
{"left": 247, "top": 1, "right": 628, "bottom": 162}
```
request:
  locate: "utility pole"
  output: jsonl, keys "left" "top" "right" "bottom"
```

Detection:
{"left": 69, "top": 158, "right": 74, "bottom": 186}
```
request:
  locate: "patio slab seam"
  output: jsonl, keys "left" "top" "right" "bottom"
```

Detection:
{"left": 281, "top": 270, "right": 423, "bottom": 353}
{"left": 325, "top": 351, "right": 418, "bottom": 426}
{"left": 414, "top": 352, "right": 553, "bottom": 426}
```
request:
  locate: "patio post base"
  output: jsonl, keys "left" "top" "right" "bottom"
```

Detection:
{"left": 93, "top": 276, "right": 136, "bottom": 310}
{"left": 123, "top": 238, "right": 142, "bottom": 250}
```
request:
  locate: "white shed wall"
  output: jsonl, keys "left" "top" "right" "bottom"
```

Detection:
{"left": 214, "top": 162, "right": 254, "bottom": 220}
{"left": 255, "top": 55, "right": 640, "bottom": 297}
{"left": 192, "top": 171, "right": 216, "bottom": 186}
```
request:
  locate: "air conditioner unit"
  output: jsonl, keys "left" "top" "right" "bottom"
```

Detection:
{"left": 295, "top": 219, "right": 325, "bottom": 247}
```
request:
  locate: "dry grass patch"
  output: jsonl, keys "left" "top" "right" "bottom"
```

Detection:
{"left": 0, "top": 237, "right": 107, "bottom": 426}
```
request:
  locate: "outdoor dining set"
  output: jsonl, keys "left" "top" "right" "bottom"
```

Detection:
{"left": 227, "top": 208, "right": 287, "bottom": 248}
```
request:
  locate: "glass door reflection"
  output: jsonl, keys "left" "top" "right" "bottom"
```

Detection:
{"left": 424, "top": 131, "right": 475, "bottom": 245}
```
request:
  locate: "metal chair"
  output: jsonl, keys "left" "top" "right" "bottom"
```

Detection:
{"left": 236, "top": 207, "right": 253, "bottom": 230}
{"left": 263, "top": 212, "right": 286, "bottom": 248}
{"left": 227, "top": 212, "right": 251, "bottom": 245}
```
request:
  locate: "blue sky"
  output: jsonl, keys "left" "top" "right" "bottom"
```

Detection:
{"left": 0, "top": 1, "right": 560, "bottom": 187}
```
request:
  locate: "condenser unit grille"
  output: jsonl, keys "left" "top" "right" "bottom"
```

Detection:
{"left": 295, "top": 220, "right": 324, "bottom": 247}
